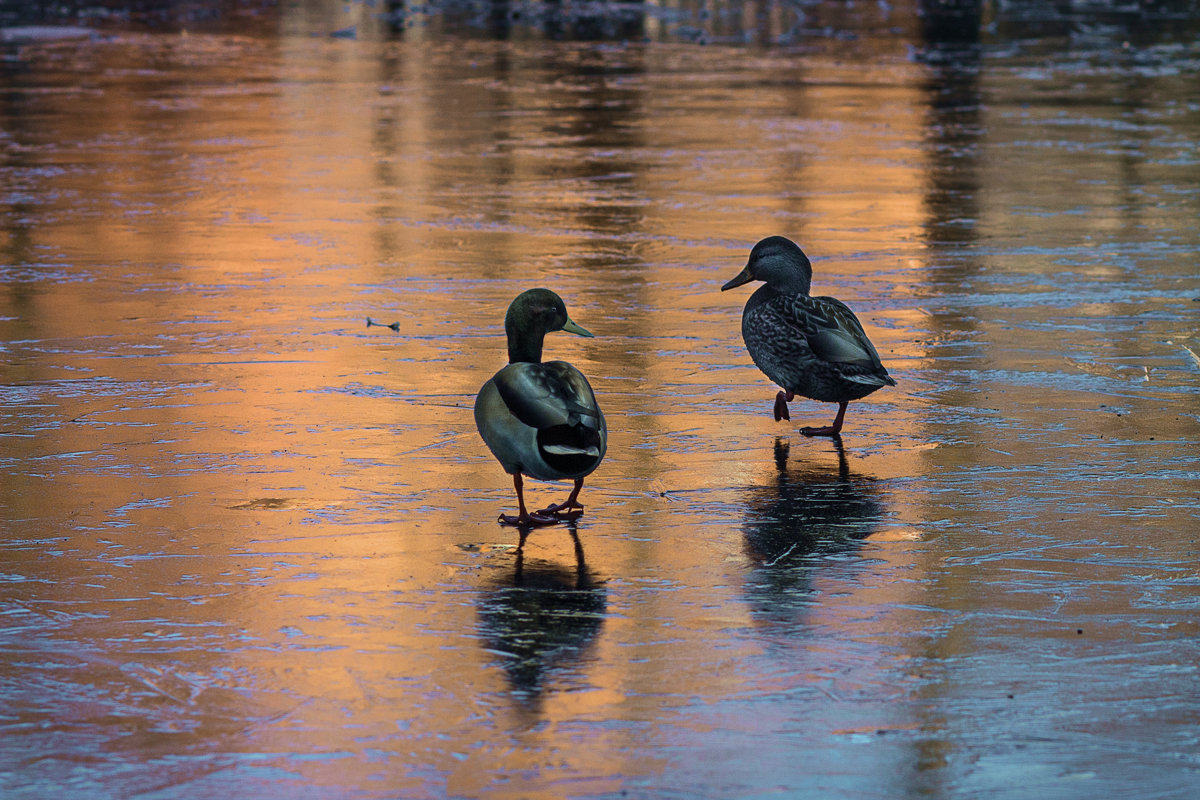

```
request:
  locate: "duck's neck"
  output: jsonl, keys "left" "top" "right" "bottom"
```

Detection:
{"left": 776, "top": 270, "right": 811, "bottom": 296}
{"left": 763, "top": 250, "right": 813, "bottom": 295}
{"left": 506, "top": 317, "right": 545, "bottom": 364}
{"left": 746, "top": 283, "right": 777, "bottom": 314}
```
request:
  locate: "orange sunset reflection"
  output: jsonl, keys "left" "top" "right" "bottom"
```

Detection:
{"left": 4, "top": 3, "right": 1198, "bottom": 797}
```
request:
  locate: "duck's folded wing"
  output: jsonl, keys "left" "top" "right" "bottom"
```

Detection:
{"left": 782, "top": 295, "right": 886, "bottom": 368}
{"left": 543, "top": 361, "right": 604, "bottom": 430}
{"left": 809, "top": 297, "right": 896, "bottom": 386}
{"left": 493, "top": 362, "right": 602, "bottom": 431}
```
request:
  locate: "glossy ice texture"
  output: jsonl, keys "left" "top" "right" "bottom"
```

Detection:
{"left": 2, "top": 3, "right": 1198, "bottom": 798}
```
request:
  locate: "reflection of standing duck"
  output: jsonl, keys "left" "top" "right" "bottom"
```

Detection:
{"left": 476, "top": 528, "right": 606, "bottom": 703}
{"left": 741, "top": 439, "right": 885, "bottom": 626}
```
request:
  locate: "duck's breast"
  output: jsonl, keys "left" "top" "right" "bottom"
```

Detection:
{"left": 475, "top": 374, "right": 540, "bottom": 476}
{"left": 741, "top": 292, "right": 818, "bottom": 390}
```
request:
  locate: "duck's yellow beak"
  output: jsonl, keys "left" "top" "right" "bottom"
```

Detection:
{"left": 721, "top": 265, "right": 755, "bottom": 291}
{"left": 562, "top": 318, "right": 593, "bottom": 338}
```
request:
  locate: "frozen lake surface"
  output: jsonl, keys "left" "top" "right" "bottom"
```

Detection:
{"left": 2, "top": 2, "right": 1198, "bottom": 798}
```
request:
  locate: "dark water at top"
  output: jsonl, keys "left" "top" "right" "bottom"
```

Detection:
{"left": 2, "top": 2, "right": 1198, "bottom": 798}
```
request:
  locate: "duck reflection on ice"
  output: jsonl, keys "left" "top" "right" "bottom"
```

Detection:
{"left": 476, "top": 527, "right": 606, "bottom": 704}
{"left": 742, "top": 438, "right": 885, "bottom": 628}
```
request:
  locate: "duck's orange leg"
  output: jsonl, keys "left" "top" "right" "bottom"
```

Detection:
{"left": 800, "top": 400, "right": 848, "bottom": 437}
{"left": 498, "top": 473, "right": 558, "bottom": 527}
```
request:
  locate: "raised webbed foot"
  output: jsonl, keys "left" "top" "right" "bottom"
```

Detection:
{"left": 773, "top": 390, "right": 795, "bottom": 422}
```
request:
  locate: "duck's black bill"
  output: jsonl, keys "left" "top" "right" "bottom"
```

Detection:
{"left": 721, "top": 266, "right": 755, "bottom": 291}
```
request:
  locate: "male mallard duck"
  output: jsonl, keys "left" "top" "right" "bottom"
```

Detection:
{"left": 721, "top": 236, "right": 895, "bottom": 436}
{"left": 475, "top": 288, "right": 607, "bottom": 526}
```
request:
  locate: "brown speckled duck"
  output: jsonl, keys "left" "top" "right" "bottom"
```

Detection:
{"left": 722, "top": 236, "right": 895, "bottom": 436}
{"left": 475, "top": 289, "right": 606, "bottom": 526}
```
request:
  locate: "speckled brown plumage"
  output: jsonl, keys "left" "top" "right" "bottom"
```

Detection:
{"left": 723, "top": 236, "right": 895, "bottom": 436}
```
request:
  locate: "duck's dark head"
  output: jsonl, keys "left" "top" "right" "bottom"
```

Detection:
{"left": 505, "top": 288, "right": 592, "bottom": 363}
{"left": 721, "top": 236, "right": 813, "bottom": 296}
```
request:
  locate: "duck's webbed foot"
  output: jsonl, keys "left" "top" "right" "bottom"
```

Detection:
{"left": 773, "top": 390, "right": 794, "bottom": 422}
{"left": 536, "top": 478, "right": 585, "bottom": 521}
{"left": 536, "top": 499, "right": 584, "bottom": 522}
{"left": 500, "top": 473, "right": 563, "bottom": 527}
{"left": 799, "top": 425, "right": 840, "bottom": 437}
{"left": 498, "top": 511, "right": 559, "bottom": 527}
{"left": 800, "top": 401, "right": 848, "bottom": 437}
